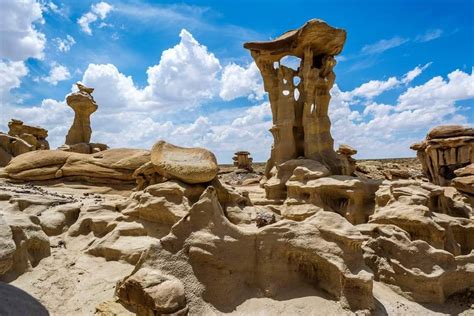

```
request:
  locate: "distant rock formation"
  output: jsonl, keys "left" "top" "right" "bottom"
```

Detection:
{"left": 244, "top": 20, "right": 355, "bottom": 199}
{"left": 8, "top": 119, "right": 49, "bottom": 150}
{"left": 232, "top": 151, "right": 253, "bottom": 171}
{"left": 0, "top": 119, "right": 50, "bottom": 167}
{"left": 60, "top": 83, "right": 108, "bottom": 154}
{"left": 411, "top": 125, "right": 473, "bottom": 185}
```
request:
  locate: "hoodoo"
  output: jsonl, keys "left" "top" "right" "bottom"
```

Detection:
{"left": 244, "top": 19, "right": 355, "bottom": 199}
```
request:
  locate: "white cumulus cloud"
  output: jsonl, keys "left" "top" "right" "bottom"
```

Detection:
{"left": 220, "top": 62, "right": 264, "bottom": 101}
{"left": 42, "top": 63, "right": 71, "bottom": 85}
{"left": 54, "top": 35, "right": 76, "bottom": 52}
{"left": 78, "top": 1, "right": 113, "bottom": 35}
{"left": 0, "top": 60, "right": 29, "bottom": 101}
{"left": 144, "top": 29, "right": 222, "bottom": 106}
{"left": 0, "top": 0, "right": 46, "bottom": 61}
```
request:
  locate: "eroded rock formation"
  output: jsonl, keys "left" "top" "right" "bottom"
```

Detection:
{"left": 233, "top": 151, "right": 253, "bottom": 171}
{"left": 65, "top": 83, "right": 98, "bottom": 145}
{"left": 151, "top": 141, "right": 218, "bottom": 184}
{"left": 8, "top": 119, "right": 49, "bottom": 150}
{"left": 1, "top": 20, "right": 474, "bottom": 316}
{"left": 244, "top": 20, "right": 355, "bottom": 200}
{"left": 60, "top": 83, "right": 108, "bottom": 154}
{"left": 4, "top": 148, "right": 150, "bottom": 184}
{"left": 411, "top": 125, "right": 474, "bottom": 186}
{"left": 0, "top": 120, "right": 50, "bottom": 167}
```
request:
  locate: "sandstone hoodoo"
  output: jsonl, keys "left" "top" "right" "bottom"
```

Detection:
{"left": 60, "top": 82, "right": 108, "bottom": 154}
{"left": 65, "top": 83, "right": 98, "bottom": 145}
{"left": 244, "top": 19, "right": 356, "bottom": 199}
{"left": 232, "top": 150, "right": 253, "bottom": 171}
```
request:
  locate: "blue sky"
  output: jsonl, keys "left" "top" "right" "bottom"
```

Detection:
{"left": 1, "top": 0, "right": 473, "bottom": 162}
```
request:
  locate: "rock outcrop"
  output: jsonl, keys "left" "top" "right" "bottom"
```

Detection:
{"left": 4, "top": 148, "right": 150, "bottom": 184}
{"left": 117, "top": 187, "right": 374, "bottom": 314}
{"left": 0, "top": 119, "right": 50, "bottom": 167}
{"left": 151, "top": 141, "right": 218, "bottom": 184}
{"left": 411, "top": 125, "right": 473, "bottom": 186}
{"left": 360, "top": 223, "right": 474, "bottom": 304}
{"left": 8, "top": 119, "right": 49, "bottom": 150}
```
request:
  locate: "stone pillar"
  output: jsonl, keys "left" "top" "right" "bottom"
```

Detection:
{"left": 233, "top": 151, "right": 253, "bottom": 171}
{"left": 65, "top": 83, "right": 98, "bottom": 145}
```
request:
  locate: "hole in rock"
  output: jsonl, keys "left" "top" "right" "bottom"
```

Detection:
{"left": 273, "top": 61, "right": 279, "bottom": 69}
{"left": 283, "top": 79, "right": 287, "bottom": 84}
{"left": 310, "top": 103, "right": 316, "bottom": 113}
{"left": 280, "top": 56, "right": 301, "bottom": 71}
{"left": 293, "top": 76, "right": 301, "bottom": 86}
{"left": 294, "top": 88, "right": 300, "bottom": 101}
{"left": 283, "top": 90, "right": 290, "bottom": 96}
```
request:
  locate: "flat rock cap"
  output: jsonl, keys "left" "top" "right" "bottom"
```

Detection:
{"left": 243, "top": 19, "right": 346, "bottom": 60}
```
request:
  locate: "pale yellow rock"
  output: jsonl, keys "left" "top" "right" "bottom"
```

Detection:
{"left": 65, "top": 83, "right": 98, "bottom": 145}
{"left": 0, "top": 215, "right": 16, "bottom": 276}
{"left": 4, "top": 148, "right": 149, "bottom": 183}
{"left": 411, "top": 124, "right": 474, "bottom": 185}
{"left": 118, "top": 187, "right": 374, "bottom": 313}
{"left": 151, "top": 141, "right": 218, "bottom": 184}
{"left": 245, "top": 20, "right": 349, "bottom": 190}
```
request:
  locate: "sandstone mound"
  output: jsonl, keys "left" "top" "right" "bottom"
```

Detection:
{"left": 151, "top": 141, "right": 218, "bottom": 184}
{"left": 4, "top": 148, "right": 150, "bottom": 184}
{"left": 116, "top": 187, "right": 374, "bottom": 314}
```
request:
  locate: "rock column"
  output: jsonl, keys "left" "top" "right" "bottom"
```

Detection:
{"left": 65, "top": 83, "right": 98, "bottom": 145}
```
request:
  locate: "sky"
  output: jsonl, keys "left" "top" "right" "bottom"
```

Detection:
{"left": 1, "top": 0, "right": 473, "bottom": 163}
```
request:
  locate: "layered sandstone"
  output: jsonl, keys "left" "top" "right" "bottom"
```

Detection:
{"left": 0, "top": 120, "right": 50, "bottom": 167}
{"left": 4, "top": 148, "right": 150, "bottom": 184}
{"left": 411, "top": 125, "right": 474, "bottom": 186}
{"left": 244, "top": 20, "right": 356, "bottom": 200}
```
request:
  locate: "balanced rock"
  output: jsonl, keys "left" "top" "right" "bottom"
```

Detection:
{"left": 151, "top": 141, "right": 218, "bottom": 184}
{"left": 65, "top": 83, "right": 98, "bottom": 145}
{"left": 411, "top": 124, "right": 473, "bottom": 185}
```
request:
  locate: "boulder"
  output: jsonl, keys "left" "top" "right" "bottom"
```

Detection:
{"left": 151, "top": 141, "right": 218, "bottom": 184}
